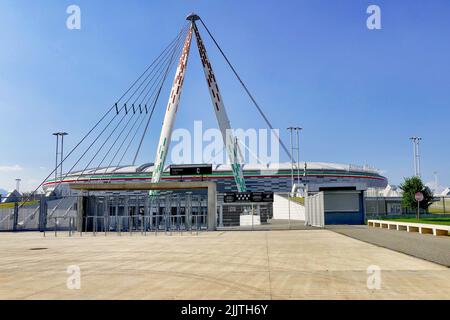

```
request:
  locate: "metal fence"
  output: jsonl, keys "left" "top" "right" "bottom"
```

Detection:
{"left": 365, "top": 196, "right": 450, "bottom": 216}
{"left": 217, "top": 202, "right": 272, "bottom": 230}
{"left": 80, "top": 213, "right": 207, "bottom": 236}
{"left": 0, "top": 196, "right": 78, "bottom": 232}
{"left": 37, "top": 213, "right": 209, "bottom": 237}
{"left": 305, "top": 192, "right": 324, "bottom": 227}
{"left": 1, "top": 191, "right": 291, "bottom": 233}
{"left": 0, "top": 207, "right": 15, "bottom": 231}
{"left": 0, "top": 192, "right": 212, "bottom": 235}
{"left": 429, "top": 196, "right": 450, "bottom": 214}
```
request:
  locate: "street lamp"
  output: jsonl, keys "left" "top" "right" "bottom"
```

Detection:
{"left": 59, "top": 132, "right": 68, "bottom": 180}
{"left": 52, "top": 132, "right": 69, "bottom": 184}
{"left": 15, "top": 178, "right": 21, "bottom": 193}
{"left": 409, "top": 136, "right": 422, "bottom": 178}
{"left": 416, "top": 137, "right": 422, "bottom": 178}
{"left": 433, "top": 171, "right": 438, "bottom": 192}
{"left": 287, "top": 127, "right": 303, "bottom": 194}
{"left": 52, "top": 133, "right": 60, "bottom": 185}
{"left": 294, "top": 127, "right": 302, "bottom": 186}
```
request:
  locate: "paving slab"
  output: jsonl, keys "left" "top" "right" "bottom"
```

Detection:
{"left": 327, "top": 225, "right": 450, "bottom": 267}
{"left": 0, "top": 231, "right": 449, "bottom": 300}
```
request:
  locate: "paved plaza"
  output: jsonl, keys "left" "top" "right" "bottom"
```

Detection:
{"left": 0, "top": 230, "right": 449, "bottom": 300}
{"left": 327, "top": 225, "right": 450, "bottom": 267}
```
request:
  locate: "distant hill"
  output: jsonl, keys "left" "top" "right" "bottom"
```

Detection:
{"left": 0, "top": 188, "right": 7, "bottom": 196}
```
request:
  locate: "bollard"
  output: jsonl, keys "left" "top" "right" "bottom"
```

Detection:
{"left": 129, "top": 216, "right": 132, "bottom": 237}
{"left": 196, "top": 216, "right": 199, "bottom": 236}
{"left": 145, "top": 216, "right": 148, "bottom": 235}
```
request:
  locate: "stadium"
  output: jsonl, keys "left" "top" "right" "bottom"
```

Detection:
{"left": 34, "top": 161, "right": 388, "bottom": 229}
{"left": 37, "top": 15, "right": 387, "bottom": 204}
{"left": 42, "top": 162, "right": 387, "bottom": 195}
{"left": 4, "top": 14, "right": 390, "bottom": 230}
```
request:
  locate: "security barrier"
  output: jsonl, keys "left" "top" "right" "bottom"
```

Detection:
{"left": 368, "top": 219, "right": 450, "bottom": 236}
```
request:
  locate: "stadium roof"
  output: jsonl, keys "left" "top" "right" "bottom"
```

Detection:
{"left": 69, "top": 162, "right": 381, "bottom": 176}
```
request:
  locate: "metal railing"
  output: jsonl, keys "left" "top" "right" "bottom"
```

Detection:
{"left": 0, "top": 195, "right": 79, "bottom": 232}
{"left": 44, "top": 214, "right": 208, "bottom": 237}
{"left": 365, "top": 196, "right": 450, "bottom": 216}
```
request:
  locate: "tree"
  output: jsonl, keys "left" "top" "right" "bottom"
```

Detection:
{"left": 399, "top": 176, "right": 434, "bottom": 211}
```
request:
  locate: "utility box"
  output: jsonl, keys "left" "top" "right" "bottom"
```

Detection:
{"left": 306, "top": 189, "right": 365, "bottom": 226}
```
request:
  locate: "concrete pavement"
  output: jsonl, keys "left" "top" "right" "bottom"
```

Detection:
{"left": 327, "top": 225, "right": 450, "bottom": 267}
{"left": 0, "top": 230, "right": 449, "bottom": 300}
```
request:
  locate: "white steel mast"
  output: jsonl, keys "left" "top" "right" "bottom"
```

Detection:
{"left": 190, "top": 14, "right": 247, "bottom": 192}
{"left": 151, "top": 24, "right": 193, "bottom": 185}
{"left": 151, "top": 13, "right": 247, "bottom": 192}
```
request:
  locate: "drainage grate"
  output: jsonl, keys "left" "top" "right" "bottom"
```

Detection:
{"left": 29, "top": 248, "right": 48, "bottom": 251}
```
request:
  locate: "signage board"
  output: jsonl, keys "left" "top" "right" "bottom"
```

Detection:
{"left": 169, "top": 164, "right": 213, "bottom": 176}
{"left": 224, "top": 192, "right": 274, "bottom": 203}
{"left": 415, "top": 192, "right": 424, "bottom": 202}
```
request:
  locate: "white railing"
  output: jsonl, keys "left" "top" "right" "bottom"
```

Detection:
{"left": 368, "top": 219, "right": 449, "bottom": 236}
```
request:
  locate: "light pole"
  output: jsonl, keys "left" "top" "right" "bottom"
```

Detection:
{"left": 53, "top": 133, "right": 60, "bottom": 184}
{"left": 409, "top": 136, "right": 422, "bottom": 177}
{"left": 59, "top": 132, "right": 68, "bottom": 181}
{"left": 295, "top": 127, "right": 302, "bottom": 186}
{"left": 416, "top": 137, "right": 422, "bottom": 178}
{"left": 15, "top": 179, "right": 21, "bottom": 192}
{"left": 433, "top": 171, "right": 438, "bottom": 193}
{"left": 53, "top": 132, "right": 69, "bottom": 184}
{"left": 287, "top": 127, "right": 302, "bottom": 194}
{"left": 287, "top": 127, "right": 295, "bottom": 190}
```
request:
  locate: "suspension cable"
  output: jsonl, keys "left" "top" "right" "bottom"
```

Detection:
{"left": 31, "top": 24, "right": 187, "bottom": 200}
{"left": 108, "top": 41, "right": 183, "bottom": 175}
{"left": 132, "top": 29, "right": 187, "bottom": 165}
{"left": 127, "top": 24, "right": 189, "bottom": 107}
{"left": 106, "top": 36, "right": 184, "bottom": 176}
{"left": 199, "top": 18, "right": 292, "bottom": 159}
{"left": 85, "top": 33, "right": 184, "bottom": 180}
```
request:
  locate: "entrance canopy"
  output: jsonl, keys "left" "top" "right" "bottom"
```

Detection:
{"left": 70, "top": 181, "right": 217, "bottom": 230}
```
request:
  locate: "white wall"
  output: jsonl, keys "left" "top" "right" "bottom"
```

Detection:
{"left": 273, "top": 194, "right": 305, "bottom": 220}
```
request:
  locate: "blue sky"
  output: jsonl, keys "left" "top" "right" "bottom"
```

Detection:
{"left": 0, "top": 0, "right": 449, "bottom": 192}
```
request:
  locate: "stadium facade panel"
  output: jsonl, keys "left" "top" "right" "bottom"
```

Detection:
{"left": 43, "top": 162, "right": 387, "bottom": 194}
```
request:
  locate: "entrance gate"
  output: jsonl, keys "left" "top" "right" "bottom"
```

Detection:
{"left": 82, "top": 192, "right": 208, "bottom": 233}
{"left": 71, "top": 181, "right": 217, "bottom": 232}
{"left": 218, "top": 202, "right": 272, "bottom": 229}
